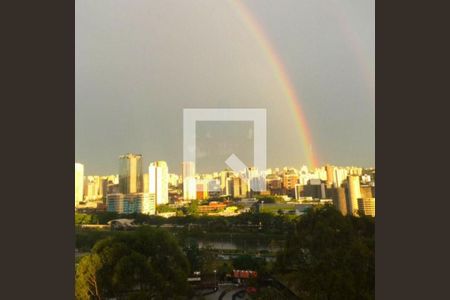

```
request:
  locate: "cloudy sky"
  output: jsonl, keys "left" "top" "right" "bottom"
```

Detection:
{"left": 75, "top": 0, "right": 374, "bottom": 175}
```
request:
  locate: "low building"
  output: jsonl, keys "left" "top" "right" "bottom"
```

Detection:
{"left": 197, "top": 201, "right": 226, "bottom": 213}
{"left": 106, "top": 193, "right": 156, "bottom": 215}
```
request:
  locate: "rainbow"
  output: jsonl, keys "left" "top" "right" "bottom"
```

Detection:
{"left": 230, "top": 0, "right": 319, "bottom": 168}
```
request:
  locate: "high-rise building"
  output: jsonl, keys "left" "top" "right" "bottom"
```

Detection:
{"left": 220, "top": 169, "right": 234, "bottom": 194}
{"left": 334, "top": 167, "right": 348, "bottom": 187}
{"left": 105, "top": 155, "right": 155, "bottom": 215}
{"left": 283, "top": 172, "right": 299, "bottom": 190}
{"left": 328, "top": 187, "right": 348, "bottom": 215}
{"left": 282, "top": 171, "right": 299, "bottom": 196}
{"left": 358, "top": 198, "right": 375, "bottom": 217}
{"left": 182, "top": 161, "right": 196, "bottom": 200}
{"left": 119, "top": 153, "right": 143, "bottom": 194}
{"left": 228, "top": 176, "right": 248, "bottom": 198}
{"left": 142, "top": 173, "right": 149, "bottom": 193}
{"left": 325, "top": 164, "right": 335, "bottom": 187}
{"left": 75, "top": 163, "right": 84, "bottom": 207}
{"left": 347, "top": 175, "right": 362, "bottom": 215}
{"left": 149, "top": 161, "right": 169, "bottom": 205}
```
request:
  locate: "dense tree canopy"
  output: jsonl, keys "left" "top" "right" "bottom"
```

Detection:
{"left": 75, "top": 227, "right": 192, "bottom": 300}
{"left": 276, "top": 205, "right": 375, "bottom": 300}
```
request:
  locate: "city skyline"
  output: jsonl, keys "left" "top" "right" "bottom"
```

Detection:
{"left": 76, "top": 156, "right": 374, "bottom": 177}
{"left": 75, "top": 0, "right": 374, "bottom": 175}
{"left": 75, "top": 155, "right": 374, "bottom": 217}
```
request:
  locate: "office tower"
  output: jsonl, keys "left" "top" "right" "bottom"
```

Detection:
{"left": 149, "top": 161, "right": 169, "bottom": 205}
{"left": 328, "top": 187, "right": 348, "bottom": 215}
{"left": 75, "top": 163, "right": 84, "bottom": 207}
{"left": 119, "top": 153, "right": 143, "bottom": 194}
{"left": 325, "top": 164, "right": 335, "bottom": 187}
{"left": 182, "top": 161, "right": 196, "bottom": 200}
{"left": 107, "top": 193, "right": 156, "bottom": 215}
{"left": 347, "top": 175, "right": 362, "bottom": 215}
{"left": 358, "top": 198, "right": 375, "bottom": 217}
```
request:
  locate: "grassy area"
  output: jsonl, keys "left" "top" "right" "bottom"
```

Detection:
{"left": 258, "top": 204, "right": 293, "bottom": 214}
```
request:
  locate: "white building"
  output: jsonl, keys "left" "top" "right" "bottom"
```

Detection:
{"left": 149, "top": 161, "right": 169, "bottom": 205}
{"left": 75, "top": 163, "right": 84, "bottom": 207}
{"left": 182, "top": 161, "right": 197, "bottom": 200}
{"left": 168, "top": 173, "right": 180, "bottom": 187}
{"left": 246, "top": 167, "right": 266, "bottom": 192}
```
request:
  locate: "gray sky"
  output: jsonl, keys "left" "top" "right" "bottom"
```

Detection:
{"left": 75, "top": 0, "right": 374, "bottom": 175}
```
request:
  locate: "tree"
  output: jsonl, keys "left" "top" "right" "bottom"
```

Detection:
{"left": 187, "top": 200, "right": 199, "bottom": 215}
{"left": 275, "top": 205, "right": 375, "bottom": 299}
{"left": 75, "top": 254, "right": 103, "bottom": 300}
{"left": 232, "top": 255, "right": 265, "bottom": 271}
{"left": 75, "top": 227, "right": 192, "bottom": 299}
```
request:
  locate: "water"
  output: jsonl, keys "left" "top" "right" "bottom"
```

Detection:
{"left": 197, "top": 240, "right": 282, "bottom": 252}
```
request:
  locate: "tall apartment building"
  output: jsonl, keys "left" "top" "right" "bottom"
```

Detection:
{"left": 282, "top": 172, "right": 299, "bottom": 190}
{"left": 325, "top": 164, "right": 335, "bottom": 187}
{"left": 327, "top": 187, "right": 348, "bottom": 215}
{"left": 182, "top": 161, "right": 196, "bottom": 200}
{"left": 227, "top": 176, "right": 248, "bottom": 198}
{"left": 347, "top": 175, "right": 362, "bottom": 215}
{"left": 149, "top": 161, "right": 169, "bottom": 205}
{"left": 75, "top": 163, "right": 84, "bottom": 207}
{"left": 358, "top": 198, "right": 375, "bottom": 217}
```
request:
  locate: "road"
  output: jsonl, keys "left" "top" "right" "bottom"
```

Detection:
{"left": 201, "top": 284, "right": 248, "bottom": 300}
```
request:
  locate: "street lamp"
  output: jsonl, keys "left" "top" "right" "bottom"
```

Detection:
{"left": 213, "top": 269, "right": 217, "bottom": 289}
